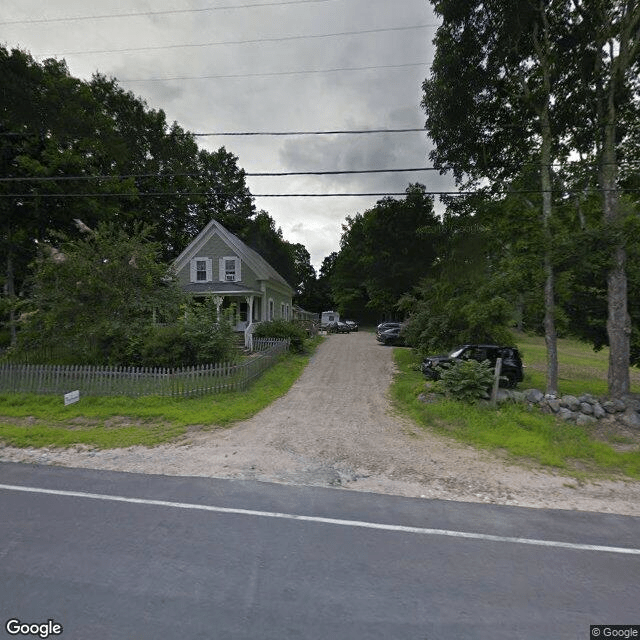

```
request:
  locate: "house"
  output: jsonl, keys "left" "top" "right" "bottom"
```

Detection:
{"left": 173, "top": 219, "right": 293, "bottom": 349}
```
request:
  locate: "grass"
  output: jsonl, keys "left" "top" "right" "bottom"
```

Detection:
{"left": 390, "top": 337, "right": 640, "bottom": 480}
{"left": 516, "top": 333, "right": 640, "bottom": 396}
{"left": 0, "top": 337, "right": 323, "bottom": 450}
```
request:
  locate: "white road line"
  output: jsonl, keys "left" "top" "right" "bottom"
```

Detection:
{"left": 1, "top": 482, "right": 639, "bottom": 555}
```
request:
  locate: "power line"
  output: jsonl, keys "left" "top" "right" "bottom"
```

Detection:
{"left": 193, "top": 128, "right": 425, "bottom": 136}
{"left": 41, "top": 24, "right": 437, "bottom": 57}
{"left": 0, "top": 128, "right": 426, "bottom": 138}
{"left": 121, "top": 61, "right": 428, "bottom": 83}
{"left": 0, "top": 0, "right": 338, "bottom": 26}
{"left": 1, "top": 188, "right": 638, "bottom": 199}
{"left": 0, "top": 168, "right": 436, "bottom": 183}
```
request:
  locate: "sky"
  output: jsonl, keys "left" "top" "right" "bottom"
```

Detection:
{"left": 1, "top": 0, "right": 456, "bottom": 270}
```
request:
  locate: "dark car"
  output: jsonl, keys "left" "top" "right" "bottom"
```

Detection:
{"left": 376, "top": 326, "right": 405, "bottom": 346}
{"left": 421, "top": 344, "right": 524, "bottom": 388}
{"left": 376, "top": 322, "right": 401, "bottom": 338}
{"left": 325, "top": 321, "right": 351, "bottom": 334}
{"left": 344, "top": 320, "right": 359, "bottom": 332}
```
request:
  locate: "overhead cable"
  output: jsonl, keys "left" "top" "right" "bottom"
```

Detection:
{"left": 193, "top": 128, "right": 425, "bottom": 135}
{"left": 0, "top": 0, "right": 338, "bottom": 25}
{"left": 41, "top": 24, "right": 437, "bottom": 57}
{"left": 0, "top": 168, "right": 437, "bottom": 183}
{"left": 121, "top": 61, "right": 429, "bottom": 83}
{"left": 1, "top": 188, "right": 638, "bottom": 199}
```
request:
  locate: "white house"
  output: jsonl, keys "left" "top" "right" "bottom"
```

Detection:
{"left": 173, "top": 219, "right": 294, "bottom": 348}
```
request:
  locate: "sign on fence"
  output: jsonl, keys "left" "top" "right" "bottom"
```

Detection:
{"left": 64, "top": 390, "right": 80, "bottom": 405}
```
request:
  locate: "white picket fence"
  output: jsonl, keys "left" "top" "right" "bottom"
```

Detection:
{"left": 0, "top": 338, "right": 289, "bottom": 398}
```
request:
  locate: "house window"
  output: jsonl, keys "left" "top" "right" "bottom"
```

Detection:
{"left": 281, "top": 303, "right": 285, "bottom": 318}
{"left": 219, "top": 256, "right": 241, "bottom": 282}
{"left": 190, "top": 257, "right": 212, "bottom": 283}
{"left": 225, "top": 259, "right": 236, "bottom": 281}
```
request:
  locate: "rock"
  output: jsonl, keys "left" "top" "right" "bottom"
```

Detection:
{"left": 546, "top": 398, "right": 561, "bottom": 413}
{"left": 558, "top": 408, "right": 575, "bottom": 421}
{"left": 619, "top": 409, "right": 640, "bottom": 429}
{"left": 578, "top": 393, "right": 597, "bottom": 404}
{"left": 592, "top": 402, "right": 606, "bottom": 419}
{"left": 603, "top": 399, "right": 626, "bottom": 413}
{"left": 576, "top": 413, "right": 597, "bottom": 426}
{"left": 624, "top": 397, "right": 640, "bottom": 411}
{"left": 579, "top": 402, "right": 593, "bottom": 415}
{"left": 560, "top": 395, "right": 580, "bottom": 411}
{"left": 525, "top": 389, "right": 544, "bottom": 403}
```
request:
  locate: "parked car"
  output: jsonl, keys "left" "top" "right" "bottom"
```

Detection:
{"left": 420, "top": 344, "right": 524, "bottom": 388}
{"left": 324, "top": 321, "right": 351, "bottom": 334}
{"left": 375, "top": 322, "right": 401, "bottom": 338}
{"left": 376, "top": 326, "right": 405, "bottom": 346}
{"left": 344, "top": 320, "right": 359, "bottom": 332}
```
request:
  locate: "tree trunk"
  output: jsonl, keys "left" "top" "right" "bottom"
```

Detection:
{"left": 535, "top": 4, "right": 558, "bottom": 396}
{"left": 602, "top": 98, "right": 630, "bottom": 398}
{"left": 600, "top": 29, "right": 631, "bottom": 398}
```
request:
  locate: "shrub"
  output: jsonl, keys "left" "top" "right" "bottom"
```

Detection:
{"left": 436, "top": 359, "right": 496, "bottom": 403}
{"left": 254, "top": 319, "right": 307, "bottom": 353}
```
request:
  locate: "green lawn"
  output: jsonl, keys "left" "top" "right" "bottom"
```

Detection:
{"left": 516, "top": 333, "right": 640, "bottom": 396}
{"left": 390, "top": 335, "right": 640, "bottom": 480}
{"left": 0, "top": 337, "right": 323, "bottom": 449}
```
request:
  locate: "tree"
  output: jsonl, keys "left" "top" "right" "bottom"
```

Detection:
{"left": 423, "top": 0, "right": 640, "bottom": 397}
{"left": 16, "top": 222, "right": 184, "bottom": 364}
{"left": 423, "top": 0, "right": 570, "bottom": 394}
{"left": 332, "top": 184, "right": 440, "bottom": 320}
{"left": 564, "top": 0, "right": 640, "bottom": 396}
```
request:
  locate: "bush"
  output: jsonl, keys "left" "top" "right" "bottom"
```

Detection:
{"left": 253, "top": 319, "right": 308, "bottom": 353}
{"left": 436, "top": 359, "right": 496, "bottom": 403}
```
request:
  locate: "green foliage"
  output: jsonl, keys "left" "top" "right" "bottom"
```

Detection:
{"left": 135, "top": 302, "right": 236, "bottom": 368}
{"left": 390, "top": 348, "right": 640, "bottom": 479}
{"left": 0, "top": 338, "right": 323, "bottom": 449}
{"left": 436, "top": 359, "right": 496, "bottom": 403}
{"left": 14, "top": 222, "right": 185, "bottom": 365}
{"left": 331, "top": 184, "right": 440, "bottom": 319}
{"left": 253, "top": 319, "right": 308, "bottom": 353}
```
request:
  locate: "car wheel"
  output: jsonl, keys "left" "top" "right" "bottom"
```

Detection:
{"left": 503, "top": 372, "right": 517, "bottom": 388}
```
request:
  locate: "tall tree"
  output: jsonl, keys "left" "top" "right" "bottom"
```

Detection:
{"left": 332, "top": 184, "right": 440, "bottom": 320}
{"left": 566, "top": 0, "right": 640, "bottom": 396}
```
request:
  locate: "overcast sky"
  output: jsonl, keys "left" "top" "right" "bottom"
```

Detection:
{"left": 1, "top": 0, "right": 456, "bottom": 270}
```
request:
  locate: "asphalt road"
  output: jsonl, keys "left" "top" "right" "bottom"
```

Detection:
{"left": 0, "top": 462, "right": 639, "bottom": 640}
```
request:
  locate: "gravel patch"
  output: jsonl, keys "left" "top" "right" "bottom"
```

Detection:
{"left": 2, "top": 332, "right": 640, "bottom": 515}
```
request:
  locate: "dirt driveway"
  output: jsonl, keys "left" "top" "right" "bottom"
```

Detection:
{"left": 3, "top": 332, "right": 640, "bottom": 515}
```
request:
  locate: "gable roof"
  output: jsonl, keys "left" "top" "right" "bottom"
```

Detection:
{"left": 173, "top": 218, "right": 292, "bottom": 291}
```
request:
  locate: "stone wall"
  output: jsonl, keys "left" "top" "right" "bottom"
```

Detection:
{"left": 497, "top": 388, "right": 640, "bottom": 428}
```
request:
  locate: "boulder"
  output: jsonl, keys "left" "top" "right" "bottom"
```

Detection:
{"left": 559, "top": 395, "right": 580, "bottom": 411}
{"left": 603, "top": 399, "right": 626, "bottom": 414}
{"left": 576, "top": 413, "right": 597, "bottom": 426}
{"left": 558, "top": 408, "right": 575, "bottom": 421}
{"left": 579, "top": 402, "right": 593, "bottom": 415}
{"left": 546, "top": 398, "right": 561, "bottom": 413}
{"left": 619, "top": 409, "right": 640, "bottom": 429}
{"left": 592, "top": 402, "right": 607, "bottom": 420}
{"left": 525, "top": 389, "right": 544, "bottom": 404}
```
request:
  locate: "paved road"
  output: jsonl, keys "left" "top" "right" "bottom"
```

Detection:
{"left": 1, "top": 462, "right": 639, "bottom": 639}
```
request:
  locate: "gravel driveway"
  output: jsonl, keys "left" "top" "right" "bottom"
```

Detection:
{"left": 3, "top": 332, "right": 640, "bottom": 515}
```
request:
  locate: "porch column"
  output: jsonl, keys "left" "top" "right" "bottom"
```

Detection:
{"left": 245, "top": 296, "right": 254, "bottom": 323}
{"left": 212, "top": 295, "right": 223, "bottom": 321}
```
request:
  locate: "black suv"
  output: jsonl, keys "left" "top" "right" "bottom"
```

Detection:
{"left": 421, "top": 344, "right": 524, "bottom": 388}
